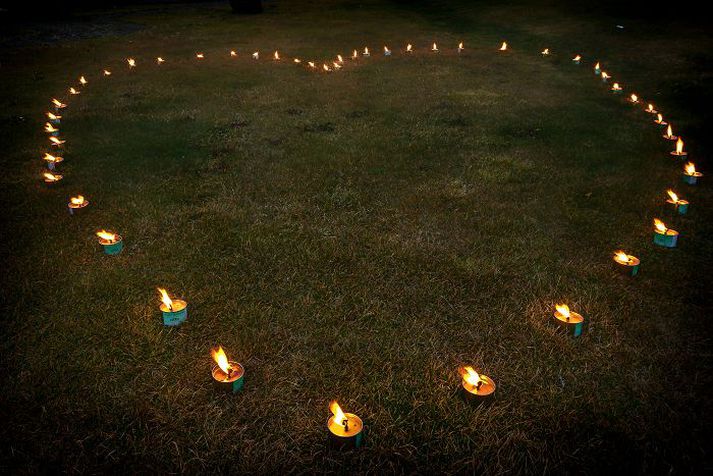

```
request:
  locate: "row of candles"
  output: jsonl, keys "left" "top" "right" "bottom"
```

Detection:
{"left": 37, "top": 41, "right": 703, "bottom": 448}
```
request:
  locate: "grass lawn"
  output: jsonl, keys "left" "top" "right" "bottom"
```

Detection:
{"left": 1, "top": 0, "right": 712, "bottom": 473}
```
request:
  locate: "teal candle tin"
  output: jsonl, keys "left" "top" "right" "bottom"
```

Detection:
{"left": 553, "top": 307, "right": 584, "bottom": 337}
{"left": 614, "top": 252, "right": 640, "bottom": 276}
{"left": 98, "top": 233, "right": 123, "bottom": 255}
{"left": 160, "top": 299, "right": 187, "bottom": 326}
{"left": 653, "top": 229, "right": 678, "bottom": 248}
{"left": 212, "top": 362, "right": 245, "bottom": 393}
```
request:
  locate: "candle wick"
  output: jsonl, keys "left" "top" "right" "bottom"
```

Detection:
{"left": 342, "top": 418, "right": 349, "bottom": 432}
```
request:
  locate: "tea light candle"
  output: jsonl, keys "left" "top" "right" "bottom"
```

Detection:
{"left": 432, "top": 42, "right": 439, "bottom": 53}
{"left": 308, "top": 61, "right": 316, "bottom": 69}
{"left": 499, "top": 41, "right": 508, "bottom": 51}
{"left": 69, "top": 87, "right": 80, "bottom": 96}
{"left": 157, "top": 288, "right": 188, "bottom": 326}
{"left": 627, "top": 93, "right": 639, "bottom": 104}
{"left": 293, "top": 58, "right": 301, "bottom": 64}
{"left": 96, "top": 230, "right": 123, "bottom": 255}
{"left": 44, "top": 122, "right": 60, "bottom": 136}
{"left": 52, "top": 98, "right": 66, "bottom": 113}
{"left": 406, "top": 43, "right": 413, "bottom": 54}
{"left": 645, "top": 103, "right": 657, "bottom": 114}
{"left": 652, "top": 218, "right": 678, "bottom": 248}
{"left": 670, "top": 138, "right": 687, "bottom": 159}
{"left": 351, "top": 49, "right": 358, "bottom": 60}
{"left": 327, "top": 401, "right": 363, "bottom": 449}
{"left": 47, "top": 112, "right": 61, "bottom": 125}
{"left": 610, "top": 82, "right": 622, "bottom": 94}
{"left": 230, "top": 50, "right": 237, "bottom": 57}
{"left": 43, "top": 153, "right": 63, "bottom": 170}
{"left": 67, "top": 195, "right": 89, "bottom": 215}
{"left": 383, "top": 46, "right": 391, "bottom": 56}
{"left": 196, "top": 53, "right": 205, "bottom": 60}
{"left": 458, "top": 41, "right": 464, "bottom": 53}
{"left": 156, "top": 57, "right": 165, "bottom": 65}
{"left": 273, "top": 51, "right": 280, "bottom": 60}
{"left": 337, "top": 54, "right": 344, "bottom": 63}
{"left": 127, "top": 58, "right": 136, "bottom": 69}
{"left": 663, "top": 124, "right": 677, "bottom": 141}
{"left": 600, "top": 71, "right": 610, "bottom": 82}
{"left": 363, "top": 47, "right": 370, "bottom": 57}
{"left": 43, "top": 172, "right": 63, "bottom": 185}
{"left": 103, "top": 69, "right": 112, "bottom": 76}
{"left": 553, "top": 304, "right": 584, "bottom": 337}
{"left": 594, "top": 62, "right": 600, "bottom": 75}
{"left": 332, "top": 61, "right": 342, "bottom": 70}
{"left": 79, "top": 76, "right": 87, "bottom": 86}
{"left": 572, "top": 54, "right": 581, "bottom": 64}
{"left": 666, "top": 190, "right": 688, "bottom": 215}
{"left": 252, "top": 51, "right": 259, "bottom": 60}
{"left": 459, "top": 366, "right": 496, "bottom": 404}
{"left": 210, "top": 346, "right": 245, "bottom": 393}
{"left": 541, "top": 48, "right": 550, "bottom": 56}
{"left": 654, "top": 114, "right": 667, "bottom": 128}
{"left": 682, "top": 162, "right": 702, "bottom": 185}
{"left": 613, "top": 250, "right": 640, "bottom": 276}
{"left": 322, "top": 63, "right": 331, "bottom": 72}
{"left": 50, "top": 136, "right": 65, "bottom": 150}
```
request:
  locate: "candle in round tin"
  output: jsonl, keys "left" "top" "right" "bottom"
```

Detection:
{"left": 572, "top": 54, "right": 581, "bottom": 64}
{"left": 645, "top": 103, "right": 657, "bottom": 114}
{"left": 541, "top": 48, "right": 550, "bottom": 56}
{"left": 47, "top": 112, "right": 61, "bottom": 125}
{"left": 499, "top": 41, "right": 507, "bottom": 52}
{"left": 553, "top": 304, "right": 584, "bottom": 337}
{"left": 600, "top": 71, "right": 610, "bottom": 82}
{"left": 670, "top": 137, "right": 687, "bottom": 159}
{"left": 593, "top": 62, "right": 600, "bottom": 74}
{"left": 432, "top": 42, "right": 439, "bottom": 53}
{"left": 51, "top": 98, "right": 66, "bottom": 113}
{"left": 43, "top": 171, "right": 63, "bottom": 185}
{"left": 210, "top": 346, "right": 245, "bottom": 393}
{"left": 44, "top": 122, "right": 60, "bottom": 136}
{"left": 383, "top": 46, "right": 391, "bottom": 56}
{"left": 362, "top": 47, "right": 370, "bottom": 57}
{"left": 666, "top": 190, "right": 689, "bottom": 215}
{"left": 457, "top": 42, "right": 464, "bottom": 53}
{"left": 654, "top": 114, "right": 667, "bottom": 128}
{"left": 157, "top": 288, "right": 188, "bottom": 326}
{"left": 43, "top": 153, "right": 63, "bottom": 170}
{"left": 652, "top": 219, "right": 679, "bottom": 248}
{"left": 327, "top": 401, "right": 364, "bottom": 450}
{"left": 406, "top": 43, "right": 413, "bottom": 54}
{"left": 627, "top": 93, "right": 639, "bottom": 104}
{"left": 67, "top": 195, "right": 89, "bottom": 215}
{"left": 682, "top": 162, "right": 703, "bottom": 185}
{"left": 663, "top": 124, "right": 677, "bottom": 141}
{"left": 459, "top": 366, "right": 496, "bottom": 405}
{"left": 613, "top": 250, "right": 640, "bottom": 276}
{"left": 96, "top": 230, "right": 123, "bottom": 255}
{"left": 610, "top": 82, "right": 623, "bottom": 94}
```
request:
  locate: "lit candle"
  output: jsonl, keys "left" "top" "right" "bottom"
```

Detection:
{"left": 610, "top": 82, "right": 622, "bottom": 94}
{"left": 654, "top": 113, "right": 667, "bottom": 128}
{"left": 670, "top": 137, "right": 687, "bottom": 159}
{"left": 627, "top": 93, "right": 639, "bottom": 104}
{"left": 252, "top": 51, "right": 259, "bottom": 60}
{"left": 613, "top": 250, "right": 640, "bottom": 276}
{"left": 652, "top": 218, "right": 678, "bottom": 248}
{"left": 47, "top": 111, "right": 61, "bottom": 125}
{"left": 337, "top": 54, "right": 344, "bottom": 63}
{"left": 541, "top": 48, "right": 550, "bottom": 55}
{"left": 79, "top": 76, "right": 87, "bottom": 86}
{"left": 572, "top": 54, "right": 581, "bottom": 64}
{"left": 308, "top": 61, "right": 316, "bottom": 69}
{"left": 600, "top": 71, "right": 610, "bottom": 82}
{"left": 127, "top": 58, "right": 136, "bottom": 69}
{"left": 44, "top": 122, "right": 59, "bottom": 136}
{"left": 458, "top": 41, "right": 464, "bottom": 53}
{"left": 383, "top": 46, "right": 391, "bottom": 56}
{"left": 210, "top": 346, "right": 245, "bottom": 393}
{"left": 156, "top": 57, "right": 165, "bottom": 65}
{"left": 406, "top": 43, "right": 413, "bottom": 54}
{"left": 67, "top": 195, "right": 89, "bottom": 215}
{"left": 230, "top": 50, "right": 237, "bottom": 57}
{"left": 666, "top": 190, "right": 688, "bottom": 215}
{"left": 499, "top": 41, "right": 508, "bottom": 51}
{"left": 363, "top": 47, "right": 370, "bottom": 57}
{"left": 157, "top": 288, "right": 188, "bottom": 326}
{"left": 49, "top": 136, "right": 66, "bottom": 152}
{"left": 52, "top": 98, "right": 66, "bottom": 113}
{"left": 69, "top": 87, "right": 80, "bottom": 96}
{"left": 196, "top": 52, "right": 205, "bottom": 60}
{"left": 431, "top": 42, "right": 439, "bottom": 53}
{"left": 293, "top": 58, "right": 301, "bottom": 64}
{"left": 332, "top": 61, "right": 342, "bottom": 70}
{"left": 103, "top": 69, "right": 112, "bottom": 76}
{"left": 663, "top": 124, "right": 677, "bottom": 141}
{"left": 458, "top": 366, "right": 496, "bottom": 404}
{"left": 96, "top": 229, "right": 123, "bottom": 255}
{"left": 273, "top": 51, "right": 280, "bottom": 60}
{"left": 594, "top": 62, "right": 600, "bottom": 74}
{"left": 682, "top": 162, "right": 702, "bottom": 185}
{"left": 645, "top": 103, "right": 657, "bottom": 114}
{"left": 43, "top": 153, "right": 63, "bottom": 170}
{"left": 352, "top": 49, "right": 358, "bottom": 60}
{"left": 322, "top": 63, "right": 331, "bottom": 72}
{"left": 553, "top": 304, "right": 584, "bottom": 337}
{"left": 327, "top": 401, "right": 363, "bottom": 449}
{"left": 42, "top": 171, "right": 63, "bottom": 185}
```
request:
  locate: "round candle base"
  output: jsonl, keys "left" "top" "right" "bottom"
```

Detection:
{"left": 663, "top": 134, "right": 678, "bottom": 141}
{"left": 656, "top": 121, "right": 668, "bottom": 129}
{"left": 682, "top": 173, "right": 701, "bottom": 185}
{"left": 553, "top": 311, "right": 584, "bottom": 337}
{"left": 327, "top": 414, "right": 364, "bottom": 450}
{"left": 653, "top": 231, "right": 678, "bottom": 248}
{"left": 100, "top": 236, "right": 123, "bottom": 255}
{"left": 594, "top": 68, "right": 601, "bottom": 75}
{"left": 161, "top": 300, "right": 188, "bottom": 326}
{"left": 68, "top": 201, "right": 89, "bottom": 215}
{"left": 212, "top": 361, "right": 245, "bottom": 393}
{"left": 611, "top": 89, "right": 622, "bottom": 94}
{"left": 671, "top": 152, "right": 687, "bottom": 160}
{"left": 667, "top": 199, "right": 689, "bottom": 215}
{"left": 461, "top": 376, "right": 497, "bottom": 406}
{"left": 615, "top": 257, "right": 640, "bottom": 277}
{"left": 573, "top": 60, "right": 580, "bottom": 65}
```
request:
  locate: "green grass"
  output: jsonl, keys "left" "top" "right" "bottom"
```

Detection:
{"left": 1, "top": 1, "right": 712, "bottom": 473}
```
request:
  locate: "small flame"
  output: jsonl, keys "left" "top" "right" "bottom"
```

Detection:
{"left": 252, "top": 52, "right": 259, "bottom": 59}
{"left": 594, "top": 62, "right": 600, "bottom": 69}
{"left": 612, "top": 82, "right": 622, "bottom": 91}
{"left": 337, "top": 54, "right": 344, "bottom": 63}
{"left": 47, "top": 112, "right": 61, "bottom": 120}
{"left": 655, "top": 113, "right": 664, "bottom": 124}
{"left": 667, "top": 190, "right": 679, "bottom": 203}
{"left": 363, "top": 47, "right": 370, "bottom": 55}
{"left": 196, "top": 53, "right": 204, "bottom": 59}
{"left": 614, "top": 250, "right": 631, "bottom": 264}
{"left": 458, "top": 41, "right": 464, "bottom": 51}
{"left": 646, "top": 103, "right": 655, "bottom": 112}
{"left": 103, "top": 69, "right": 112, "bottom": 76}
{"left": 70, "top": 195, "right": 85, "bottom": 205}
{"left": 665, "top": 125, "right": 674, "bottom": 138}
{"left": 675, "top": 137, "right": 685, "bottom": 154}
{"left": 432, "top": 42, "right": 438, "bottom": 52}
{"left": 459, "top": 366, "right": 482, "bottom": 386}
{"left": 384, "top": 46, "right": 391, "bottom": 54}
{"left": 323, "top": 63, "right": 331, "bottom": 72}
{"left": 79, "top": 76, "right": 87, "bottom": 85}
{"left": 127, "top": 58, "right": 136, "bottom": 67}
{"left": 43, "top": 153, "right": 60, "bottom": 163}
{"left": 406, "top": 43, "right": 413, "bottom": 53}
{"left": 541, "top": 48, "right": 549, "bottom": 55}
{"left": 52, "top": 98, "right": 66, "bottom": 108}
{"left": 333, "top": 61, "right": 342, "bottom": 69}
{"left": 555, "top": 304, "right": 571, "bottom": 318}
{"left": 352, "top": 49, "right": 358, "bottom": 59}
{"left": 96, "top": 230, "right": 117, "bottom": 242}
{"left": 50, "top": 136, "right": 65, "bottom": 146}
{"left": 69, "top": 87, "right": 80, "bottom": 95}
{"left": 44, "top": 122, "right": 58, "bottom": 133}
{"left": 308, "top": 61, "right": 316, "bottom": 68}
{"left": 155, "top": 57, "right": 165, "bottom": 65}
{"left": 157, "top": 288, "right": 173, "bottom": 311}
{"left": 654, "top": 218, "right": 667, "bottom": 233}
{"left": 293, "top": 58, "right": 301, "bottom": 63}
{"left": 573, "top": 54, "right": 581, "bottom": 61}
{"left": 211, "top": 346, "right": 232, "bottom": 374}
{"left": 630, "top": 93, "right": 638, "bottom": 103}
{"left": 684, "top": 162, "right": 697, "bottom": 175}
{"left": 274, "top": 51, "right": 280, "bottom": 60}
{"left": 330, "top": 401, "right": 346, "bottom": 426}
{"left": 43, "top": 172, "right": 62, "bottom": 182}
{"left": 230, "top": 50, "right": 237, "bottom": 57}
{"left": 499, "top": 41, "right": 508, "bottom": 51}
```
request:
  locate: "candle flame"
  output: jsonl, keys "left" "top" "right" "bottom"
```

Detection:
{"left": 50, "top": 136, "right": 65, "bottom": 146}
{"left": 555, "top": 304, "right": 571, "bottom": 318}
{"left": 675, "top": 137, "right": 685, "bottom": 154}
{"left": 614, "top": 250, "right": 631, "bottom": 264}
{"left": 96, "top": 230, "right": 117, "bottom": 243}
{"left": 684, "top": 162, "right": 697, "bottom": 175}
{"left": 43, "top": 153, "right": 60, "bottom": 163}
{"left": 594, "top": 62, "right": 600, "bottom": 69}
{"left": 330, "top": 400, "right": 346, "bottom": 426}
{"left": 308, "top": 61, "right": 316, "bottom": 68}
{"left": 655, "top": 113, "right": 664, "bottom": 124}
{"left": 44, "top": 122, "right": 58, "bottom": 133}
{"left": 612, "top": 82, "right": 622, "bottom": 91}
{"left": 196, "top": 53, "right": 204, "bottom": 59}
{"left": 293, "top": 58, "right": 301, "bottom": 63}
{"left": 666, "top": 124, "right": 674, "bottom": 138}
{"left": 541, "top": 48, "right": 549, "bottom": 55}
{"left": 337, "top": 54, "right": 344, "bottom": 63}
{"left": 384, "top": 46, "right": 391, "bottom": 54}
{"left": 630, "top": 93, "right": 638, "bottom": 103}
{"left": 601, "top": 71, "right": 610, "bottom": 79}
{"left": 573, "top": 54, "right": 581, "bottom": 61}
{"left": 47, "top": 112, "right": 61, "bottom": 120}
{"left": 103, "top": 69, "right": 112, "bottom": 76}
{"left": 127, "top": 58, "right": 136, "bottom": 68}
{"left": 274, "top": 51, "right": 280, "bottom": 60}
{"left": 69, "top": 87, "right": 80, "bottom": 95}
{"left": 323, "top": 63, "right": 331, "bottom": 72}
{"left": 333, "top": 61, "right": 342, "bottom": 69}
{"left": 51, "top": 98, "right": 66, "bottom": 108}
{"left": 79, "top": 76, "right": 87, "bottom": 85}
{"left": 211, "top": 346, "right": 232, "bottom": 374}
{"left": 363, "top": 47, "right": 370, "bottom": 55}
{"left": 157, "top": 288, "right": 173, "bottom": 311}
{"left": 458, "top": 41, "right": 464, "bottom": 51}
{"left": 654, "top": 218, "right": 667, "bottom": 233}
{"left": 406, "top": 43, "right": 413, "bottom": 53}
{"left": 70, "top": 195, "right": 85, "bottom": 205}
{"left": 646, "top": 103, "right": 655, "bottom": 112}
{"left": 499, "top": 41, "right": 508, "bottom": 51}
{"left": 667, "top": 190, "right": 679, "bottom": 203}
{"left": 43, "top": 172, "right": 62, "bottom": 182}
{"left": 459, "top": 366, "right": 482, "bottom": 386}
{"left": 252, "top": 52, "right": 259, "bottom": 59}
{"left": 432, "top": 42, "right": 438, "bottom": 52}
{"left": 352, "top": 49, "right": 358, "bottom": 59}
{"left": 230, "top": 50, "right": 237, "bottom": 57}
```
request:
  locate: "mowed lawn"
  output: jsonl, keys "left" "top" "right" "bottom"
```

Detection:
{"left": 1, "top": 1, "right": 712, "bottom": 473}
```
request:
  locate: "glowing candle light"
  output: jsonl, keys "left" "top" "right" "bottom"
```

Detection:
{"left": 600, "top": 71, "right": 610, "bottom": 82}
{"left": 322, "top": 63, "right": 331, "bottom": 72}
{"left": 67, "top": 195, "right": 89, "bottom": 215}
{"left": 351, "top": 49, "right": 358, "bottom": 60}
{"left": 42, "top": 171, "right": 63, "bottom": 185}
{"left": 406, "top": 43, "right": 413, "bottom": 53}
{"left": 652, "top": 218, "right": 678, "bottom": 248}
{"left": 43, "top": 153, "right": 63, "bottom": 170}
{"left": 363, "top": 47, "right": 370, "bottom": 57}
{"left": 273, "top": 50, "right": 280, "bottom": 60}
{"left": 682, "top": 162, "right": 702, "bottom": 185}
{"left": 383, "top": 46, "right": 391, "bottom": 56}
{"left": 103, "top": 69, "right": 112, "bottom": 76}
{"left": 96, "top": 229, "right": 123, "bottom": 255}
{"left": 210, "top": 346, "right": 245, "bottom": 393}
{"left": 308, "top": 61, "right": 316, "bottom": 69}
{"left": 327, "top": 401, "right": 364, "bottom": 449}
{"left": 666, "top": 189, "right": 689, "bottom": 215}
{"left": 499, "top": 41, "right": 508, "bottom": 51}
{"left": 611, "top": 82, "right": 623, "bottom": 94}
{"left": 670, "top": 137, "right": 687, "bottom": 159}
{"left": 47, "top": 111, "right": 61, "bottom": 124}
{"left": 627, "top": 93, "right": 639, "bottom": 104}
{"left": 52, "top": 98, "right": 66, "bottom": 112}
{"left": 458, "top": 41, "right": 464, "bottom": 53}
{"left": 432, "top": 42, "right": 439, "bottom": 53}
{"left": 458, "top": 366, "right": 496, "bottom": 404}
{"left": 337, "top": 54, "right": 344, "bottom": 63}
{"left": 572, "top": 54, "right": 581, "bottom": 64}
{"left": 333, "top": 61, "right": 342, "bottom": 70}
{"left": 663, "top": 124, "right": 677, "bottom": 141}
{"left": 44, "top": 122, "right": 59, "bottom": 136}
{"left": 230, "top": 50, "right": 237, "bottom": 57}
{"left": 594, "top": 62, "right": 600, "bottom": 74}
{"left": 196, "top": 52, "right": 205, "bottom": 59}
{"left": 157, "top": 288, "right": 188, "bottom": 326}
{"left": 252, "top": 51, "right": 259, "bottom": 60}
{"left": 541, "top": 48, "right": 550, "bottom": 55}
{"left": 79, "top": 76, "right": 87, "bottom": 86}
{"left": 654, "top": 113, "right": 667, "bottom": 128}
{"left": 645, "top": 103, "right": 657, "bottom": 114}
{"left": 613, "top": 250, "right": 640, "bottom": 276}
{"left": 49, "top": 136, "right": 66, "bottom": 149}
{"left": 127, "top": 58, "right": 136, "bottom": 68}
{"left": 69, "top": 87, "right": 80, "bottom": 95}
{"left": 553, "top": 303, "right": 584, "bottom": 337}
{"left": 293, "top": 58, "right": 302, "bottom": 64}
